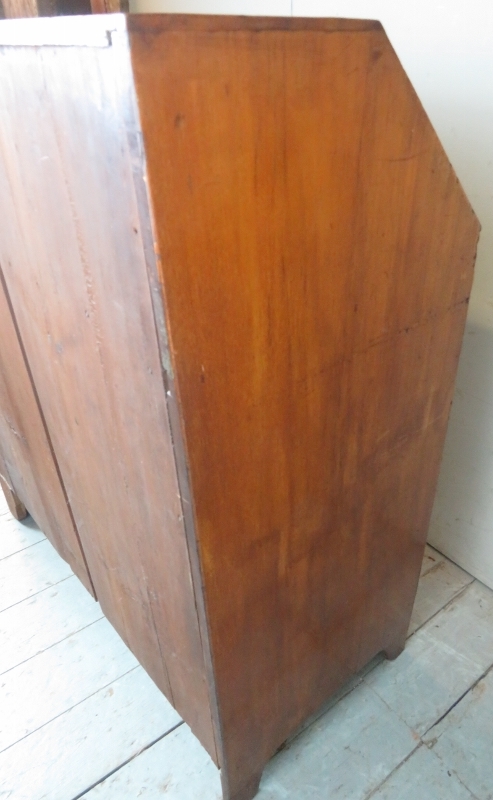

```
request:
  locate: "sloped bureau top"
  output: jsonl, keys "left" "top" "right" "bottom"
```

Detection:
{"left": 0, "top": 13, "right": 479, "bottom": 800}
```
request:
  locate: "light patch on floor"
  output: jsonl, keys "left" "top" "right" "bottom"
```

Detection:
{"left": 0, "top": 494, "right": 492, "bottom": 799}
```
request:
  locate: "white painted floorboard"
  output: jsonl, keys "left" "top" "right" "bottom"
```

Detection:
{"left": 0, "top": 617, "right": 139, "bottom": 752}
{"left": 366, "top": 581, "right": 493, "bottom": 736}
{"left": 84, "top": 725, "right": 222, "bottom": 800}
{"left": 423, "top": 665, "right": 493, "bottom": 800}
{"left": 0, "top": 514, "right": 45, "bottom": 561}
{"left": 420, "top": 543, "right": 446, "bottom": 577}
{"left": 0, "top": 539, "right": 72, "bottom": 613}
{"left": 369, "top": 744, "right": 476, "bottom": 800}
{"left": 257, "top": 681, "right": 419, "bottom": 800}
{"left": 0, "top": 576, "right": 103, "bottom": 676}
{"left": 409, "top": 558, "right": 474, "bottom": 635}
{"left": 1, "top": 493, "right": 493, "bottom": 800}
{"left": 0, "top": 667, "right": 181, "bottom": 800}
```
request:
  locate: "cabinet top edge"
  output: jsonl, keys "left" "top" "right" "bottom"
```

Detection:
{"left": 127, "top": 14, "right": 383, "bottom": 35}
{"left": 0, "top": 13, "right": 382, "bottom": 48}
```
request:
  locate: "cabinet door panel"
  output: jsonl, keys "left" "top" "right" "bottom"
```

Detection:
{"left": 0, "top": 26, "right": 215, "bottom": 760}
{"left": 0, "top": 272, "right": 94, "bottom": 595}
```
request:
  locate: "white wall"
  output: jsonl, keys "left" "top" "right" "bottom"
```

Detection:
{"left": 130, "top": 0, "right": 493, "bottom": 587}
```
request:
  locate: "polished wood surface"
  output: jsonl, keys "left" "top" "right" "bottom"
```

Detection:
{"left": 0, "top": 14, "right": 480, "bottom": 800}
{"left": 129, "top": 15, "right": 479, "bottom": 797}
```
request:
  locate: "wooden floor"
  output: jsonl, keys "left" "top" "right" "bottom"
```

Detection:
{"left": 1, "top": 494, "right": 493, "bottom": 800}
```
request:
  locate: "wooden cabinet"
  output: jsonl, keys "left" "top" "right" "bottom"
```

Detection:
{"left": 0, "top": 13, "right": 479, "bottom": 800}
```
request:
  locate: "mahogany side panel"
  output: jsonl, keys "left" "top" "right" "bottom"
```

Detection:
{"left": 0, "top": 20, "right": 215, "bottom": 759}
{"left": 0, "top": 269, "right": 94, "bottom": 591}
{"left": 129, "top": 15, "right": 480, "bottom": 794}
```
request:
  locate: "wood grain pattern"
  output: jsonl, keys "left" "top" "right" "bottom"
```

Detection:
{"left": 0, "top": 270, "right": 94, "bottom": 592}
{"left": 128, "top": 15, "right": 480, "bottom": 796}
{"left": 0, "top": 18, "right": 215, "bottom": 759}
{"left": 0, "top": 14, "right": 480, "bottom": 800}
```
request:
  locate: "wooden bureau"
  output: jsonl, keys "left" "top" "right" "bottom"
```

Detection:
{"left": 0, "top": 13, "right": 480, "bottom": 799}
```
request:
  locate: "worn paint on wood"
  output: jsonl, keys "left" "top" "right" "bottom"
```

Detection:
{"left": 0, "top": 575, "right": 102, "bottom": 675}
{"left": 0, "top": 668, "right": 181, "bottom": 800}
{"left": 0, "top": 616, "right": 138, "bottom": 751}
{"left": 0, "top": 540, "right": 72, "bottom": 613}
{"left": 83, "top": 725, "right": 222, "bottom": 800}
{"left": 0, "top": 513, "right": 44, "bottom": 562}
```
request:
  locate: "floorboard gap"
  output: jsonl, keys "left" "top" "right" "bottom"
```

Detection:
{"left": 0, "top": 666, "right": 141, "bottom": 757}
{"left": 364, "top": 742, "right": 424, "bottom": 800}
{"left": 406, "top": 580, "right": 475, "bottom": 642}
{"left": 71, "top": 720, "right": 185, "bottom": 800}
{"left": 0, "top": 536, "right": 47, "bottom": 562}
{"left": 424, "top": 660, "right": 493, "bottom": 736}
{"left": 0, "top": 615, "right": 105, "bottom": 677}
{"left": 0, "top": 574, "right": 74, "bottom": 615}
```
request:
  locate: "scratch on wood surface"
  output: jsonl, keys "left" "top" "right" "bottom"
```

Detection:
{"left": 5, "top": 417, "right": 27, "bottom": 445}
{"left": 68, "top": 193, "right": 106, "bottom": 377}
{"left": 385, "top": 149, "right": 428, "bottom": 163}
{"left": 295, "top": 296, "right": 470, "bottom": 397}
{"left": 45, "top": 70, "right": 107, "bottom": 381}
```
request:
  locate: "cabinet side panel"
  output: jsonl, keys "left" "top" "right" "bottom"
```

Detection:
{"left": 0, "top": 25, "right": 215, "bottom": 759}
{"left": 0, "top": 268, "right": 94, "bottom": 594}
{"left": 129, "top": 17, "right": 480, "bottom": 787}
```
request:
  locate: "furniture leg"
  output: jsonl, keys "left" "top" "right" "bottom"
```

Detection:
{"left": 383, "top": 631, "right": 407, "bottom": 661}
{"left": 221, "top": 768, "right": 263, "bottom": 800}
{"left": 0, "top": 473, "right": 27, "bottom": 520}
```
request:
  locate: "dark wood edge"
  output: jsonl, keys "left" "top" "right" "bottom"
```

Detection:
{"left": 126, "top": 14, "right": 384, "bottom": 35}
{"left": 123, "top": 39, "right": 223, "bottom": 770}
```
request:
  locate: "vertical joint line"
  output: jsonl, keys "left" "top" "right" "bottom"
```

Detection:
{"left": 0, "top": 263, "right": 96, "bottom": 598}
